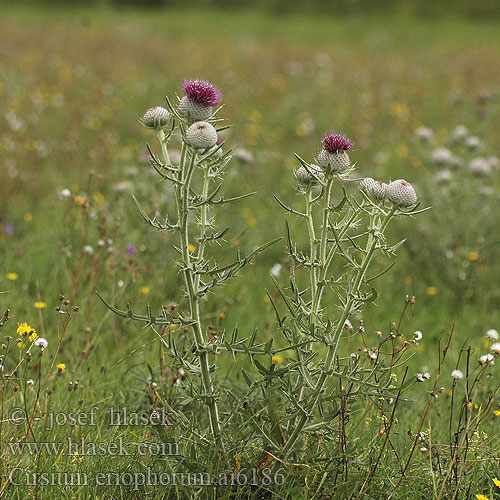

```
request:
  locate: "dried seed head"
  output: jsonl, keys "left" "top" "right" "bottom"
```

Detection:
{"left": 185, "top": 121, "right": 218, "bottom": 149}
{"left": 141, "top": 107, "right": 170, "bottom": 130}
{"left": 479, "top": 353, "right": 495, "bottom": 366}
{"left": 359, "top": 177, "right": 387, "bottom": 200}
{"left": 178, "top": 96, "right": 213, "bottom": 121}
{"left": 386, "top": 179, "right": 417, "bottom": 207}
{"left": 294, "top": 164, "right": 324, "bottom": 188}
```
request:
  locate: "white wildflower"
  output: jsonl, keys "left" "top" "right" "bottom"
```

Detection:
{"left": 490, "top": 343, "right": 500, "bottom": 354}
{"left": 486, "top": 329, "right": 499, "bottom": 341}
{"left": 414, "top": 126, "right": 434, "bottom": 142}
{"left": 270, "top": 263, "right": 282, "bottom": 277}
{"left": 431, "top": 147, "right": 454, "bottom": 166}
{"left": 478, "top": 354, "right": 495, "bottom": 366}
{"left": 34, "top": 337, "right": 48, "bottom": 351}
{"left": 451, "top": 369, "right": 463, "bottom": 380}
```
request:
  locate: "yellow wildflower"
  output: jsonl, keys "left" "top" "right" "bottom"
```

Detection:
{"left": 17, "top": 322, "right": 35, "bottom": 337}
{"left": 427, "top": 287, "right": 438, "bottom": 296}
{"left": 494, "top": 410, "right": 500, "bottom": 416}
{"left": 492, "top": 478, "right": 500, "bottom": 488}
{"left": 71, "top": 453, "right": 83, "bottom": 463}
{"left": 24, "top": 213, "right": 32, "bottom": 222}
{"left": 219, "top": 312, "right": 225, "bottom": 321}
{"left": 57, "top": 363, "right": 66, "bottom": 373}
{"left": 17, "top": 341, "right": 26, "bottom": 349}
{"left": 7, "top": 272, "right": 18, "bottom": 281}
{"left": 28, "top": 332, "right": 37, "bottom": 342}
{"left": 74, "top": 195, "right": 87, "bottom": 207}
{"left": 476, "top": 495, "right": 490, "bottom": 500}
{"left": 467, "top": 251, "right": 479, "bottom": 262}
{"left": 140, "top": 286, "right": 150, "bottom": 295}
{"left": 34, "top": 301, "right": 47, "bottom": 309}
{"left": 467, "top": 402, "right": 479, "bottom": 410}
{"left": 272, "top": 355, "right": 283, "bottom": 364}
{"left": 188, "top": 243, "right": 196, "bottom": 253}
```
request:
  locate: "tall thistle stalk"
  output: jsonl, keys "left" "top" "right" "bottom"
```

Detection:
{"left": 98, "top": 79, "right": 275, "bottom": 447}
{"left": 274, "top": 133, "right": 425, "bottom": 457}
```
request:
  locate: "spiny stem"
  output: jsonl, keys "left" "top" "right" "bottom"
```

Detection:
{"left": 282, "top": 206, "right": 396, "bottom": 457}
{"left": 157, "top": 136, "right": 222, "bottom": 447}
{"left": 305, "top": 189, "right": 317, "bottom": 312}
{"left": 195, "top": 164, "right": 210, "bottom": 290}
{"left": 310, "top": 177, "right": 334, "bottom": 323}
{"left": 156, "top": 129, "right": 170, "bottom": 166}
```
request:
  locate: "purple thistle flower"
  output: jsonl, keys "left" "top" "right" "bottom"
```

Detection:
{"left": 322, "top": 132, "right": 354, "bottom": 153}
{"left": 127, "top": 244, "right": 136, "bottom": 256}
{"left": 182, "top": 79, "right": 222, "bottom": 107}
{"left": 4, "top": 223, "right": 14, "bottom": 236}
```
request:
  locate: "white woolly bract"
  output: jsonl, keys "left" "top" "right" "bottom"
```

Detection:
{"left": 317, "top": 149, "right": 350, "bottom": 171}
{"left": 185, "top": 121, "right": 218, "bottom": 149}
{"left": 178, "top": 96, "right": 213, "bottom": 121}
{"left": 295, "top": 164, "right": 324, "bottom": 187}
{"left": 141, "top": 107, "right": 170, "bottom": 129}
{"left": 359, "top": 177, "right": 387, "bottom": 200}
{"left": 386, "top": 179, "right": 417, "bottom": 207}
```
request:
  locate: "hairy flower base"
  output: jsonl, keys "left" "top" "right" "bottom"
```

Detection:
{"left": 386, "top": 179, "right": 417, "bottom": 207}
{"left": 178, "top": 96, "right": 213, "bottom": 121}
{"left": 317, "top": 149, "right": 350, "bottom": 172}
{"left": 185, "top": 121, "right": 218, "bottom": 149}
{"left": 141, "top": 107, "right": 170, "bottom": 129}
{"left": 295, "top": 164, "right": 324, "bottom": 188}
{"left": 359, "top": 177, "right": 387, "bottom": 200}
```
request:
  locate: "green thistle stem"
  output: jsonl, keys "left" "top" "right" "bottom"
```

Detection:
{"left": 157, "top": 137, "right": 222, "bottom": 447}
{"left": 282, "top": 206, "right": 396, "bottom": 457}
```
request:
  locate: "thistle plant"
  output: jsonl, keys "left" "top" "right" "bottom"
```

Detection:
{"left": 98, "top": 79, "right": 276, "bottom": 447}
{"left": 271, "top": 131, "right": 427, "bottom": 459}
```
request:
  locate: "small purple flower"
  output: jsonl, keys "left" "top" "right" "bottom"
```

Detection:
{"left": 322, "top": 132, "right": 354, "bottom": 153}
{"left": 182, "top": 79, "right": 222, "bottom": 107}
{"left": 127, "top": 244, "right": 136, "bottom": 256}
{"left": 4, "top": 224, "right": 14, "bottom": 236}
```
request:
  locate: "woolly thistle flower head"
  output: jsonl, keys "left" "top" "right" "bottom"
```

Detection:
{"left": 359, "top": 177, "right": 387, "bottom": 200}
{"left": 141, "top": 107, "right": 170, "bottom": 130}
{"left": 322, "top": 132, "right": 354, "bottom": 153}
{"left": 182, "top": 79, "right": 222, "bottom": 107}
{"left": 185, "top": 121, "right": 218, "bottom": 149}
{"left": 295, "top": 164, "right": 324, "bottom": 189}
{"left": 386, "top": 179, "right": 417, "bottom": 207}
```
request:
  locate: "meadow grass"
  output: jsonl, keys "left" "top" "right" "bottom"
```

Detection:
{"left": 0, "top": 5, "right": 499, "bottom": 499}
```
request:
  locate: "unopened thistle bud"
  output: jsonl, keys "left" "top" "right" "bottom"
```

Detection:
{"left": 359, "top": 177, "right": 387, "bottom": 200}
{"left": 185, "top": 121, "right": 218, "bottom": 149}
{"left": 179, "top": 79, "right": 222, "bottom": 121}
{"left": 141, "top": 107, "right": 170, "bottom": 130}
{"left": 317, "top": 132, "right": 354, "bottom": 173}
{"left": 386, "top": 179, "right": 417, "bottom": 207}
{"left": 294, "top": 164, "right": 324, "bottom": 189}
